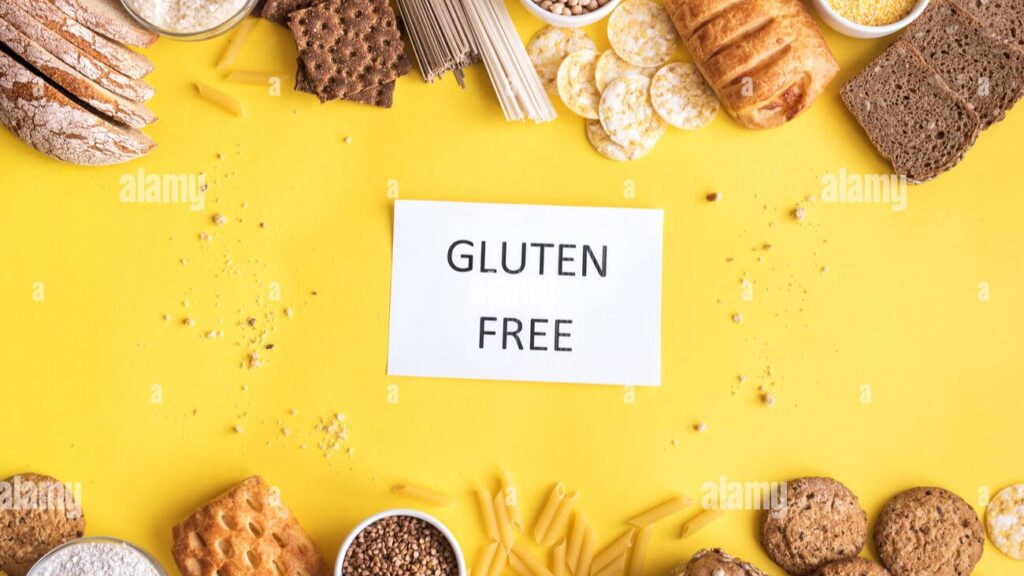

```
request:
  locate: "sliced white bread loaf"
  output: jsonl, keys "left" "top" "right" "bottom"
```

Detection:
{"left": 50, "top": 0, "right": 158, "bottom": 48}
{"left": 0, "top": 49, "right": 155, "bottom": 165}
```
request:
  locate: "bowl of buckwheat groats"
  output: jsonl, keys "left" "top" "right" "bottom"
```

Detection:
{"left": 336, "top": 509, "right": 466, "bottom": 576}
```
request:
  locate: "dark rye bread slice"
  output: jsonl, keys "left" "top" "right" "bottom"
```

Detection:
{"left": 841, "top": 40, "right": 981, "bottom": 183}
{"left": 0, "top": 15, "right": 155, "bottom": 128}
{"left": 952, "top": 0, "right": 1024, "bottom": 49}
{"left": 904, "top": 0, "right": 1024, "bottom": 128}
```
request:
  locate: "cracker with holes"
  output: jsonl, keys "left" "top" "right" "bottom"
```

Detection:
{"left": 599, "top": 75, "right": 665, "bottom": 150}
{"left": 650, "top": 62, "right": 719, "bottom": 129}
{"left": 287, "top": 0, "right": 411, "bottom": 103}
{"left": 527, "top": 26, "right": 597, "bottom": 95}
{"left": 607, "top": 0, "right": 677, "bottom": 67}
{"left": 557, "top": 50, "right": 601, "bottom": 119}
{"left": 172, "top": 476, "right": 326, "bottom": 576}
{"left": 595, "top": 50, "right": 655, "bottom": 94}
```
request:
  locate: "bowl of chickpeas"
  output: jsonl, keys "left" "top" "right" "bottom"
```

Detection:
{"left": 518, "top": 0, "right": 622, "bottom": 27}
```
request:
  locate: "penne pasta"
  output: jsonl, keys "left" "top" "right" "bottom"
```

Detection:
{"left": 543, "top": 490, "right": 580, "bottom": 546}
{"left": 627, "top": 495, "right": 696, "bottom": 527}
{"left": 501, "top": 469, "right": 525, "bottom": 531}
{"left": 553, "top": 538, "right": 567, "bottom": 576}
{"left": 477, "top": 485, "right": 501, "bottom": 541}
{"left": 512, "top": 543, "right": 555, "bottom": 576}
{"left": 495, "top": 492, "right": 517, "bottom": 549}
{"left": 626, "top": 525, "right": 652, "bottom": 576}
{"left": 591, "top": 552, "right": 627, "bottom": 576}
{"left": 216, "top": 17, "right": 258, "bottom": 70}
{"left": 591, "top": 529, "right": 635, "bottom": 574}
{"left": 476, "top": 542, "right": 500, "bottom": 576}
{"left": 566, "top": 510, "right": 588, "bottom": 574}
{"left": 534, "top": 483, "right": 567, "bottom": 544}
{"left": 680, "top": 508, "right": 728, "bottom": 539}
{"left": 510, "top": 550, "right": 535, "bottom": 576}
{"left": 392, "top": 483, "right": 455, "bottom": 507}
{"left": 576, "top": 524, "right": 597, "bottom": 576}
{"left": 196, "top": 83, "right": 243, "bottom": 116}
{"left": 488, "top": 545, "right": 509, "bottom": 576}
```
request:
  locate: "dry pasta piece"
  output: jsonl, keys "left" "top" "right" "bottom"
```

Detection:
{"left": 476, "top": 542, "right": 500, "bottom": 576}
{"left": 577, "top": 523, "right": 597, "bottom": 576}
{"left": 680, "top": 508, "right": 727, "bottom": 539}
{"left": 501, "top": 470, "right": 525, "bottom": 531}
{"left": 477, "top": 486, "right": 501, "bottom": 541}
{"left": 494, "top": 493, "right": 516, "bottom": 549}
{"left": 534, "top": 483, "right": 567, "bottom": 544}
{"left": 543, "top": 491, "right": 579, "bottom": 546}
{"left": 512, "top": 543, "right": 554, "bottom": 576}
{"left": 225, "top": 71, "right": 289, "bottom": 85}
{"left": 566, "top": 510, "right": 588, "bottom": 574}
{"left": 591, "top": 530, "right": 635, "bottom": 574}
{"left": 392, "top": 483, "right": 454, "bottom": 507}
{"left": 552, "top": 538, "right": 567, "bottom": 576}
{"left": 627, "top": 495, "right": 696, "bottom": 527}
{"left": 592, "top": 552, "right": 627, "bottom": 576}
{"left": 489, "top": 545, "right": 509, "bottom": 576}
{"left": 196, "top": 83, "right": 243, "bottom": 116}
{"left": 510, "top": 551, "right": 534, "bottom": 576}
{"left": 626, "top": 525, "right": 652, "bottom": 576}
{"left": 217, "top": 18, "right": 258, "bottom": 70}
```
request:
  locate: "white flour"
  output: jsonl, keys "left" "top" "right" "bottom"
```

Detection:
{"left": 32, "top": 541, "right": 161, "bottom": 576}
{"left": 124, "top": 0, "right": 248, "bottom": 33}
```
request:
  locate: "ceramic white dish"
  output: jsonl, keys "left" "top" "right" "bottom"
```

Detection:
{"left": 517, "top": 0, "right": 623, "bottom": 28}
{"left": 334, "top": 509, "right": 467, "bottom": 576}
{"left": 27, "top": 537, "right": 167, "bottom": 576}
{"left": 812, "top": 0, "right": 929, "bottom": 38}
{"left": 120, "top": 0, "right": 259, "bottom": 41}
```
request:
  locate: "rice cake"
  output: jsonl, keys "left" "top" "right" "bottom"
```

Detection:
{"left": 527, "top": 26, "right": 597, "bottom": 95}
{"left": 650, "top": 62, "right": 718, "bottom": 129}
{"left": 557, "top": 49, "right": 601, "bottom": 119}
{"left": 608, "top": 0, "right": 677, "bottom": 67}
{"left": 599, "top": 75, "right": 665, "bottom": 149}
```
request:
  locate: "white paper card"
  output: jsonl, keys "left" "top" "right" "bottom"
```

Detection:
{"left": 387, "top": 200, "right": 663, "bottom": 386}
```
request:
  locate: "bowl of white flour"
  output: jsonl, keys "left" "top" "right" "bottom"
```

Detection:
{"left": 120, "top": 0, "right": 259, "bottom": 40}
{"left": 28, "top": 537, "right": 166, "bottom": 576}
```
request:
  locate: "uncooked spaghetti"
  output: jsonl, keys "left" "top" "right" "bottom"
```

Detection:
{"left": 394, "top": 0, "right": 477, "bottom": 83}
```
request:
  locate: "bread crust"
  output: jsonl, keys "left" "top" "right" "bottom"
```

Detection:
{"left": 665, "top": 0, "right": 838, "bottom": 129}
{"left": 49, "top": 0, "right": 158, "bottom": 48}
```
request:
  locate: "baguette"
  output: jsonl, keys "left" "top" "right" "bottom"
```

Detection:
{"left": 0, "top": 15, "right": 156, "bottom": 128}
{"left": 665, "top": 0, "right": 839, "bottom": 129}
{"left": 10, "top": 0, "right": 154, "bottom": 79}
{"left": 0, "top": 49, "right": 155, "bottom": 165}
{"left": 50, "top": 0, "right": 158, "bottom": 48}
{"left": 0, "top": 1, "right": 154, "bottom": 102}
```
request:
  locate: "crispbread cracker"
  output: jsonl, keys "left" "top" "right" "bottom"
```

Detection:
{"left": 527, "top": 26, "right": 597, "bottom": 95}
{"left": 595, "top": 50, "right": 655, "bottom": 93}
{"left": 557, "top": 50, "right": 601, "bottom": 119}
{"left": 650, "top": 62, "right": 718, "bottom": 129}
{"left": 586, "top": 119, "right": 655, "bottom": 161}
{"left": 608, "top": 0, "right": 677, "bottom": 67}
{"left": 599, "top": 75, "right": 665, "bottom": 149}
{"left": 172, "top": 477, "right": 326, "bottom": 576}
{"left": 987, "top": 484, "right": 1024, "bottom": 560}
{"left": 295, "top": 66, "right": 396, "bottom": 108}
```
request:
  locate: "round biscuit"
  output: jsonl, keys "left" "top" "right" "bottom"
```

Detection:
{"left": 0, "top": 473, "right": 85, "bottom": 576}
{"left": 595, "top": 50, "right": 656, "bottom": 94}
{"left": 585, "top": 119, "right": 655, "bottom": 161}
{"left": 815, "top": 558, "right": 891, "bottom": 576}
{"left": 607, "top": 0, "right": 678, "bottom": 67}
{"left": 599, "top": 75, "right": 665, "bottom": 150}
{"left": 527, "top": 26, "right": 597, "bottom": 95}
{"left": 986, "top": 484, "right": 1024, "bottom": 560}
{"left": 557, "top": 50, "right": 602, "bottom": 119}
{"left": 650, "top": 62, "right": 719, "bottom": 129}
{"left": 671, "top": 548, "right": 768, "bottom": 576}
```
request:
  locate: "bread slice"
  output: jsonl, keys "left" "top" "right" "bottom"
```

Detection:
{"left": 0, "top": 49, "right": 155, "bottom": 165}
{"left": 11, "top": 0, "right": 153, "bottom": 79}
{"left": 905, "top": 0, "right": 1024, "bottom": 128}
{"left": 0, "top": 15, "right": 155, "bottom": 128}
{"left": 951, "top": 0, "right": 1024, "bottom": 49}
{"left": 840, "top": 40, "right": 981, "bottom": 183}
{"left": 0, "top": 2, "right": 153, "bottom": 102}
{"left": 50, "top": 0, "right": 158, "bottom": 48}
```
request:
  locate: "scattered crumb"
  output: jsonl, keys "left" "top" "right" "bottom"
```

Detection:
{"left": 762, "top": 243, "right": 773, "bottom": 252}
{"left": 248, "top": 351, "right": 262, "bottom": 369}
{"left": 162, "top": 314, "right": 171, "bottom": 322}
{"left": 183, "top": 317, "right": 196, "bottom": 327}
{"left": 315, "top": 412, "right": 350, "bottom": 459}
{"left": 706, "top": 192, "right": 721, "bottom": 202}
{"left": 738, "top": 374, "right": 748, "bottom": 383}
{"left": 233, "top": 424, "right": 244, "bottom": 434}
{"left": 343, "top": 136, "right": 353, "bottom": 144}
{"left": 204, "top": 330, "right": 222, "bottom": 339}
{"left": 670, "top": 439, "right": 680, "bottom": 447}
{"left": 694, "top": 421, "right": 708, "bottom": 433}
{"left": 792, "top": 207, "right": 806, "bottom": 221}
{"left": 199, "top": 232, "right": 213, "bottom": 241}
{"left": 762, "top": 392, "right": 777, "bottom": 407}
{"left": 281, "top": 426, "right": 291, "bottom": 437}
{"left": 284, "top": 307, "right": 294, "bottom": 318}
{"left": 732, "top": 313, "right": 743, "bottom": 324}
{"left": 259, "top": 222, "right": 267, "bottom": 229}
{"left": 290, "top": 408, "right": 298, "bottom": 416}
{"left": 213, "top": 213, "right": 228, "bottom": 226}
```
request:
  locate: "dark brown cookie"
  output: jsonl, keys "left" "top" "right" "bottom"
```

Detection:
{"left": 761, "top": 477, "right": 867, "bottom": 575}
{"left": 874, "top": 487, "right": 983, "bottom": 576}
{"left": 0, "top": 474, "right": 85, "bottom": 576}
{"left": 815, "top": 557, "right": 891, "bottom": 576}
{"left": 670, "top": 548, "right": 768, "bottom": 576}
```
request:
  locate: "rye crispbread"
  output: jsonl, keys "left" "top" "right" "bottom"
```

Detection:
{"left": 260, "top": 0, "right": 324, "bottom": 26}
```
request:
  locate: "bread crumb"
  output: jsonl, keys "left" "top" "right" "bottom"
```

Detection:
{"left": 762, "top": 392, "right": 776, "bottom": 406}
{"left": 732, "top": 313, "right": 743, "bottom": 324}
{"left": 706, "top": 192, "right": 721, "bottom": 202}
{"left": 248, "top": 351, "right": 262, "bottom": 369}
{"left": 343, "top": 136, "right": 353, "bottom": 144}
{"left": 199, "top": 232, "right": 213, "bottom": 241}
{"left": 233, "top": 424, "right": 244, "bottom": 434}
{"left": 762, "top": 243, "right": 773, "bottom": 251}
{"left": 281, "top": 426, "right": 291, "bottom": 437}
{"left": 290, "top": 408, "right": 298, "bottom": 416}
{"left": 670, "top": 438, "right": 680, "bottom": 447}
{"left": 694, "top": 421, "right": 708, "bottom": 433}
{"left": 162, "top": 314, "right": 171, "bottom": 321}
{"left": 183, "top": 317, "right": 196, "bottom": 327}
{"left": 204, "top": 330, "right": 222, "bottom": 339}
{"left": 284, "top": 307, "right": 294, "bottom": 318}
{"left": 792, "top": 207, "right": 806, "bottom": 221}
{"left": 213, "top": 213, "right": 228, "bottom": 225}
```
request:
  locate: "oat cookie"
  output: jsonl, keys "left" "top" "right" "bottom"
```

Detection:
{"left": 599, "top": 75, "right": 665, "bottom": 149}
{"left": 874, "top": 487, "right": 984, "bottom": 576}
{"left": 670, "top": 548, "right": 767, "bottom": 576}
{"left": 761, "top": 477, "right": 867, "bottom": 575}
{"left": 987, "top": 484, "right": 1024, "bottom": 560}
{"left": 607, "top": 0, "right": 677, "bottom": 67}
{"left": 585, "top": 119, "right": 655, "bottom": 161}
{"left": 815, "top": 557, "right": 891, "bottom": 576}
{"left": 0, "top": 473, "right": 85, "bottom": 576}
{"left": 595, "top": 50, "right": 655, "bottom": 93}
{"left": 557, "top": 50, "right": 601, "bottom": 119}
{"left": 650, "top": 62, "right": 719, "bottom": 129}
{"left": 527, "top": 27, "right": 597, "bottom": 95}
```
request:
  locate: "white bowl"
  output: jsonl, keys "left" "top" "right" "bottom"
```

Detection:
{"left": 517, "top": 0, "right": 623, "bottom": 28}
{"left": 28, "top": 537, "right": 167, "bottom": 576}
{"left": 812, "top": 0, "right": 929, "bottom": 38}
{"left": 335, "top": 509, "right": 466, "bottom": 576}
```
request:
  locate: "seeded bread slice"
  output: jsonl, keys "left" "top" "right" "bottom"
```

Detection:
{"left": 50, "top": 0, "right": 158, "bottom": 48}
{"left": 840, "top": 40, "right": 981, "bottom": 183}
{"left": 951, "top": 0, "right": 1024, "bottom": 49}
{"left": 904, "top": 0, "right": 1024, "bottom": 128}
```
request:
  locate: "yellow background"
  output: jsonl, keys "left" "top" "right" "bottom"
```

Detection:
{"left": 1, "top": 2, "right": 1022, "bottom": 575}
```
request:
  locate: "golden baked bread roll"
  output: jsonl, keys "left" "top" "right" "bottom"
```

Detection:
{"left": 665, "top": 0, "right": 839, "bottom": 129}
